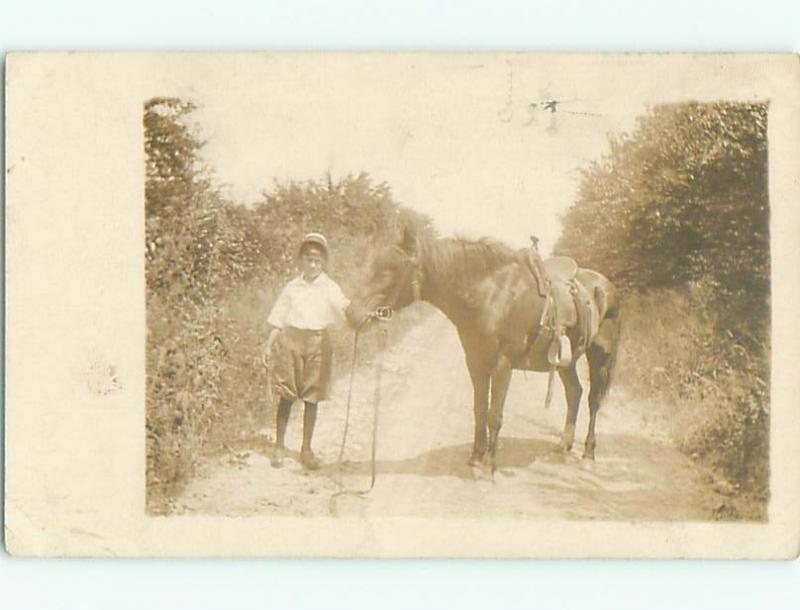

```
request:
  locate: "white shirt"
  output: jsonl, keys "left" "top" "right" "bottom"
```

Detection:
{"left": 267, "top": 272, "right": 351, "bottom": 330}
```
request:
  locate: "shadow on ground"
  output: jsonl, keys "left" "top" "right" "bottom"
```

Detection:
{"left": 323, "top": 436, "right": 571, "bottom": 480}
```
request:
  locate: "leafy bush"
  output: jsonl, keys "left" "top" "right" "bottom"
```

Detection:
{"left": 616, "top": 288, "right": 769, "bottom": 519}
{"left": 558, "top": 102, "right": 768, "bottom": 294}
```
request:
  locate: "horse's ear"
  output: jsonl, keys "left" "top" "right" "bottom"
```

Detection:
{"left": 399, "top": 223, "right": 418, "bottom": 254}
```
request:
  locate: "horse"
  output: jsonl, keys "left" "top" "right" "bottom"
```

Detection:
{"left": 351, "top": 225, "right": 621, "bottom": 472}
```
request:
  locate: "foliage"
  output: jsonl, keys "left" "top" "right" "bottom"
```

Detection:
{"left": 615, "top": 288, "right": 769, "bottom": 519}
{"left": 558, "top": 102, "right": 769, "bottom": 295}
{"left": 557, "top": 102, "right": 770, "bottom": 516}
{"left": 145, "top": 98, "right": 433, "bottom": 512}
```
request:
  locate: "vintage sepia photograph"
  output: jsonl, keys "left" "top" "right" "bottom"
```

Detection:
{"left": 6, "top": 53, "right": 799, "bottom": 558}
{"left": 144, "top": 57, "right": 769, "bottom": 522}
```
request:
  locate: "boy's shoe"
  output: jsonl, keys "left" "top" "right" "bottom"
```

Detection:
{"left": 270, "top": 447, "right": 285, "bottom": 468}
{"left": 300, "top": 449, "right": 320, "bottom": 471}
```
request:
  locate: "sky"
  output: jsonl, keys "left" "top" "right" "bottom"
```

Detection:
{"left": 181, "top": 55, "right": 649, "bottom": 254}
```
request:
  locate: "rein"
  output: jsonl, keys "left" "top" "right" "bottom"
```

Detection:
{"left": 327, "top": 243, "right": 420, "bottom": 515}
{"left": 328, "top": 314, "right": 390, "bottom": 516}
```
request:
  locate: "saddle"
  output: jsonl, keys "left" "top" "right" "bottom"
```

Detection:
{"left": 543, "top": 256, "right": 578, "bottom": 282}
{"left": 523, "top": 244, "right": 597, "bottom": 367}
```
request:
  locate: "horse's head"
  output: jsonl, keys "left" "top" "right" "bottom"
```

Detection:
{"left": 350, "top": 226, "right": 423, "bottom": 327}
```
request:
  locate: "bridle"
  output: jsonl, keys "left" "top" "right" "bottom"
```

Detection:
{"left": 388, "top": 244, "right": 422, "bottom": 303}
{"left": 365, "top": 244, "right": 423, "bottom": 323}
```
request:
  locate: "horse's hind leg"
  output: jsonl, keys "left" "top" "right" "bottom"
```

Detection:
{"left": 558, "top": 364, "right": 582, "bottom": 452}
{"left": 584, "top": 341, "right": 615, "bottom": 460}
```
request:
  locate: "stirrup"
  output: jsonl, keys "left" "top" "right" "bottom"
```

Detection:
{"left": 547, "top": 334, "right": 572, "bottom": 367}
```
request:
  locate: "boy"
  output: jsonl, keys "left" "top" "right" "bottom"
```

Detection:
{"left": 262, "top": 232, "right": 360, "bottom": 470}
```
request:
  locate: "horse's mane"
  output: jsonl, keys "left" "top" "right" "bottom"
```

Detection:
{"left": 420, "top": 236, "right": 519, "bottom": 286}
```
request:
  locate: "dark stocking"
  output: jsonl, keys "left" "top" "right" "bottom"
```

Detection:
{"left": 302, "top": 401, "right": 318, "bottom": 452}
{"left": 275, "top": 398, "right": 293, "bottom": 449}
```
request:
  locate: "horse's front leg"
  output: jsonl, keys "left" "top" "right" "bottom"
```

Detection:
{"left": 468, "top": 372, "right": 490, "bottom": 467}
{"left": 485, "top": 354, "right": 513, "bottom": 472}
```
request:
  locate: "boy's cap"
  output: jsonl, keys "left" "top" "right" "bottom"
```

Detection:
{"left": 300, "top": 232, "right": 329, "bottom": 256}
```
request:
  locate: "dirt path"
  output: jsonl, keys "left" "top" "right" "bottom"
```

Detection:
{"left": 178, "top": 309, "right": 726, "bottom": 521}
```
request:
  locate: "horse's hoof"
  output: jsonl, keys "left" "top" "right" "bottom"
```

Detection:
{"left": 467, "top": 453, "right": 484, "bottom": 468}
{"left": 480, "top": 454, "right": 496, "bottom": 477}
{"left": 582, "top": 450, "right": 595, "bottom": 461}
{"left": 468, "top": 458, "right": 492, "bottom": 481}
{"left": 475, "top": 463, "right": 494, "bottom": 481}
{"left": 559, "top": 441, "right": 573, "bottom": 453}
